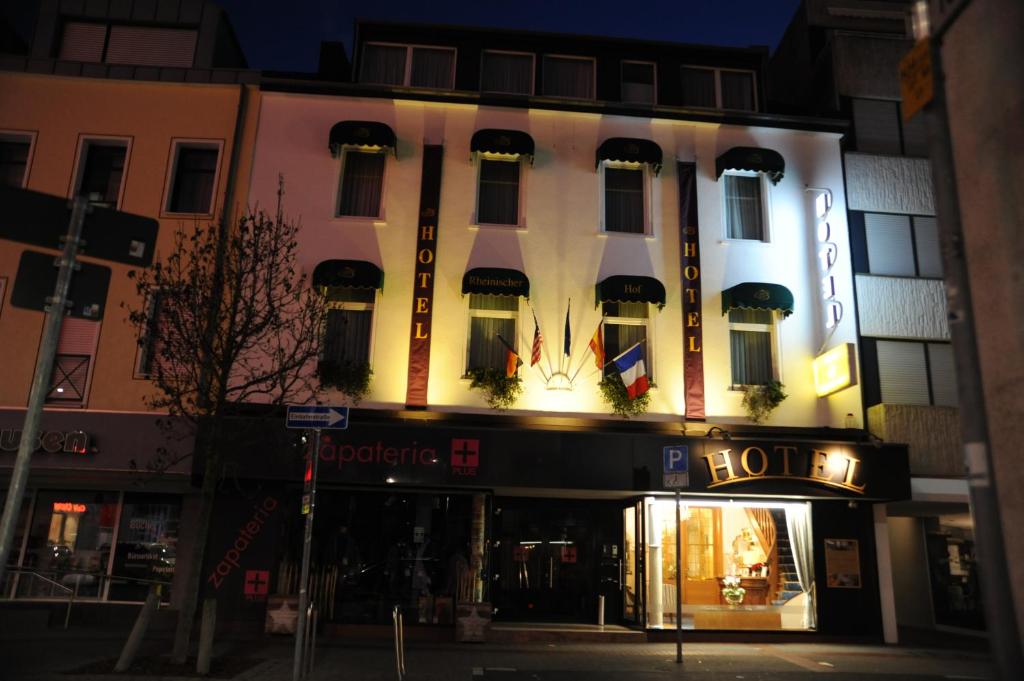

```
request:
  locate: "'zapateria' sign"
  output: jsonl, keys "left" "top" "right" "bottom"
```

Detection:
{"left": 702, "top": 444, "right": 866, "bottom": 494}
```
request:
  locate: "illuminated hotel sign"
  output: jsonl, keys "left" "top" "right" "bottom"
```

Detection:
{"left": 813, "top": 343, "right": 857, "bottom": 397}
{"left": 702, "top": 445, "right": 867, "bottom": 494}
{"left": 814, "top": 189, "right": 843, "bottom": 336}
{"left": 678, "top": 162, "right": 705, "bottom": 419}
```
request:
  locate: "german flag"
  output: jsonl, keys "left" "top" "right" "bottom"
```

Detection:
{"left": 496, "top": 334, "right": 523, "bottom": 378}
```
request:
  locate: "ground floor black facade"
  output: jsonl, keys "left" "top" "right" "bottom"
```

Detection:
{"left": 1, "top": 408, "right": 912, "bottom": 639}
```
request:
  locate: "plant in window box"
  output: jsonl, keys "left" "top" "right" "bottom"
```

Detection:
{"left": 318, "top": 359, "right": 372, "bottom": 405}
{"left": 468, "top": 368, "right": 523, "bottom": 410}
{"left": 721, "top": 575, "right": 746, "bottom": 606}
{"left": 599, "top": 373, "right": 650, "bottom": 419}
{"left": 741, "top": 380, "right": 787, "bottom": 424}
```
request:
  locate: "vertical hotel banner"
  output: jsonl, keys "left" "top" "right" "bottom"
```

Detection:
{"left": 406, "top": 145, "right": 444, "bottom": 407}
{"left": 678, "top": 162, "right": 705, "bottom": 419}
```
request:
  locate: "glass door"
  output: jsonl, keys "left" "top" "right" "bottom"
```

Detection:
{"left": 622, "top": 499, "right": 644, "bottom": 626}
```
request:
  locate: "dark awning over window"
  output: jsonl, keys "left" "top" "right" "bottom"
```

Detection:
{"left": 721, "top": 282, "right": 794, "bottom": 317}
{"left": 715, "top": 146, "right": 785, "bottom": 185}
{"left": 596, "top": 275, "right": 666, "bottom": 308}
{"left": 462, "top": 267, "right": 530, "bottom": 298}
{"left": 596, "top": 138, "right": 663, "bottom": 175}
{"left": 329, "top": 121, "right": 397, "bottom": 158}
{"left": 312, "top": 260, "right": 384, "bottom": 289}
{"left": 471, "top": 129, "right": 535, "bottom": 163}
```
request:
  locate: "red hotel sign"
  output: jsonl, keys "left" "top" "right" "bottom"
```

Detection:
{"left": 406, "top": 145, "right": 444, "bottom": 407}
{"left": 678, "top": 162, "right": 705, "bottom": 419}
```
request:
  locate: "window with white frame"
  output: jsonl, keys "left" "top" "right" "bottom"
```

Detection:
{"left": 481, "top": 50, "right": 534, "bottom": 94}
{"left": 467, "top": 294, "right": 518, "bottom": 373}
{"left": 723, "top": 171, "right": 766, "bottom": 240}
{"left": 603, "top": 164, "right": 649, "bottom": 234}
{"left": 621, "top": 61, "right": 656, "bottom": 104}
{"left": 0, "top": 132, "right": 33, "bottom": 187}
{"left": 323, "top": 287, "right": 375, "bottom": 368}
{"left": 166, "top": 142, "right": 220, "bottom": 214}
{"left": 728, "top": 308, "right": 776, "bottom": 387}
{"left": 874, "top": 339, "right": 957, "bottom": 406}
{"left": 477, "top": 158, "right": 521, "bottom": 226}
{"left": 360, "top": 43, "right": 456, "bottom": 89}
{"left": 337, "top": 150, "right": 386, "bottom": 218}
{"left": 74, "top": 139, "right": 128, "bottom": 208}
{"left": 542, "top": 55, "right": 595, "bottom": 99}
{"left": 861, "top": 212, "right": 942, "bottom": 278}
{"left": 680, "top": 66, "right": 757, "bottom": 111}
{"left": 602, "top": 301, "right": 652, "bottom": 380}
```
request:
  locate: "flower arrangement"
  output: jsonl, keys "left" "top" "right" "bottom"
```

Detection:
{"left": 468, "top": 368, "right": 523, "bottom": 410}
{"left": 721, "top": 575, "right": 746, "bottom": 605}
{"left": 749, "top": 562, "right": 766, "bottom": 577}
{"left": 741, "top": 380, "right": 787, "bottom": 424}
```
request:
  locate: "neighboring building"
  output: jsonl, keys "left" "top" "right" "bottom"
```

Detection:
{"left": 201, "top": 21, "right": 911, "bottom": 639}
{"left": 0, "top": 0, "right": 257, "bottom": 616}
{"left": 771, "top": 0, "right": 980, "bottom": 642}
{"left": 932, "top": 0, "right": 1024, "bottom": 654}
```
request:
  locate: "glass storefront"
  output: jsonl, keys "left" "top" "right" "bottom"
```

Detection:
{"left": 628, "top": 497, "right": 816, "bottom": 631}
{"left": 3, "top": 489, "right": 181, "bottom": 602}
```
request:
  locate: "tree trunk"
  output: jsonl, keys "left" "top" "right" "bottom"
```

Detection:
{"left": 171, "top": 434, "right": 220, "bottom": 665}
{"left": 196, "top": 596, "right": 217, "bottom": 675}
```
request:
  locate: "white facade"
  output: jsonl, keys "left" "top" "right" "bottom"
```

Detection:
{"left": 248, "top": 92, "right": 860, "bottom": 427}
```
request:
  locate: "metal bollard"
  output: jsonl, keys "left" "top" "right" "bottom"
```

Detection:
{"left": 598, "top": 594, "right": 605, "bottom": 627}
{"left": 392, "top": 605, "right": 406, "bottom": 680}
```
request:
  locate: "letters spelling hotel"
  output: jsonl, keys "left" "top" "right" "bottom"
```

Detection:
{"left": 0, "top": 0, "right": 964, "bottom": 643}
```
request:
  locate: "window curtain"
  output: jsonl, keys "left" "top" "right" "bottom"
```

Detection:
{"left": 478, "top": 160, "right": 520, "bottom": 224}
{"left": 411, "top": 47, "right": 455, "bottom": 88}
{"left": 785, "top": 503, "right": 816, "bottom": 630}
{"left": 720, "top": 71, "right": 755, "bottom": 110}
{"left": 730, "top": 329, "right": 771, "bottom": 385}
{"left": 468, "top": 316, "right": 515, "bottom": 371}
{"left": 605, "top": 167, "right": 644, "bottom": 233}
{"left": 324, "top": 308, "right": 372, "bottom": 365}
{"left": 680, "top": 67, "right": 716, "bottom": 107}
{"left": 724, "top": 174, "right": 763, "bottom": 240}
{"left": 543, "top": 57, "right": 594, "bottom": 99}
{"left": 482, "top": 52, "right": 532, "bottom": 94}
{"left": 338, "top": 152, "right": 385, "bottom": 217}
{"left": 169, "top": 147, "right": 217, "bottom": 213}
{"left": 361, "top": 44, "right": 406, "bottom": 85}
{"left": 603, "top": 319, "right": 647, "bottom": 378}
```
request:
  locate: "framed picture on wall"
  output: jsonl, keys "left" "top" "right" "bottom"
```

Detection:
{"left": 824, "top": 538, "right": 861, "bottom": 588}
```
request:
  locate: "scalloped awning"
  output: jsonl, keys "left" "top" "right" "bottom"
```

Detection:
{"left": 461, "top": 267, "right": 530, "bottom": 298}
{"left": 596, "top": 275, "right": 666, "bottom": 308}
{"left": 715, "top": 146, "right": 785, "bottom": 185}
{"left": 312, "top": 260, "right": 383, "bottom": 289}
{"left": 329, "top": 121, "right": 397, "bottom": 158}
{"left": 596, "top": 138, "right": 663, "bottom": 175}
{"left": 721, "top": 282, "right": 794, "bottom": 317}
{"left": 470, "top": 129, "right": 535, "bottom": 162}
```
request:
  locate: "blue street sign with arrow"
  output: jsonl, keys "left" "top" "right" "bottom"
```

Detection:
{"left": 286, "top": 405, "right": 349, "bottom": 430}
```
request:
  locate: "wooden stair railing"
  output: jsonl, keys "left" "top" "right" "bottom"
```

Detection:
{"left": 745, "top": 507, "right": 781, "bottom": 604}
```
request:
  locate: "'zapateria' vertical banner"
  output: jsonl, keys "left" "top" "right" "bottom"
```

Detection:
{"left": 406, "top": 145, "right": 444, "bottom": 407}
{"left": 678, "top": 162, "right": 705, "bottom": 419}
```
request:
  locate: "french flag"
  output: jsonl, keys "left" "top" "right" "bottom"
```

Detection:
{"left": 612, "top": 342, "right": 650, "bottom": 400}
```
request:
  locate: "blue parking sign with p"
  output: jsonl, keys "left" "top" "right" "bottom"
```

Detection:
{"left": 663, "top": 445, "right": 689, "bottom": 489}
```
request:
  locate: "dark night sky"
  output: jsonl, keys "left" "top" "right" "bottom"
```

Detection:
{"left": 213, "top": 0, "right": 804, "bottom": 72}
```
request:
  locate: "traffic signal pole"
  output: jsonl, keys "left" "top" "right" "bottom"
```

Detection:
{"left": 0, "top": 197, "right": 89, "bottom": 584}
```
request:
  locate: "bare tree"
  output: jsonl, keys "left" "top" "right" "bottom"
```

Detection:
{"left": 126, "top": 209, "right": 325, "bottom": 666}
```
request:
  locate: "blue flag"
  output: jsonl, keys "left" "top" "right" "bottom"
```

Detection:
{"left": 563, "top": 300, "right": 571, "bottom": 357}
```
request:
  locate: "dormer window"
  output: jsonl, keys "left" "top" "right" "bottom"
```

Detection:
{"left": 542, "top": 55, "right": 595, "bottom": 99}
{"left": 360, "top": 43, "right": 456, "bottom": 89}
{"left": 58, "top": 21, "right": 197, "bottom": 68}
{"left": 681, "top": 66, "right": 757, "bottom": 111}
{"left": 621, "top": 61, "right": 656, "bottom": 104}
{"left": 481, "top": 50, "right": 534, "bottom": 95}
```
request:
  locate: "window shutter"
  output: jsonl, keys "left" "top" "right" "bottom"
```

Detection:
{"left": 876, "top": 340, "right": 930, "bottom": 405}
{"left": 852, "top": 99, "right": 902, "bottom": 154}
{"left": 928, "top": 343, "right": 959, "bottom": 406}
{"left": 864, "top": 213, "right": 915, "bottom": 276}
{"left": 59, "top": 22, "right": 107, "bottom": 62}
{"left": 913, "top": 217, "right": 943, "bottom": 278}
{"left": 105, "top": 26, "right": 197, "bottom": 67}
{"left": 47, "top": 318, "right": 101, "bottom": 405}
{"left": 57, "top": 318, "right": 101, "bottom": 355}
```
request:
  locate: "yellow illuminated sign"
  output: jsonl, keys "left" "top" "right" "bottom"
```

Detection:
{"left": 813, "top": 343, "right": 857, "bottom": 397}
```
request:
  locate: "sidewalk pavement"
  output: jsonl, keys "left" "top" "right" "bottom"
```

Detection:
{"left": 0, "top": 633, "right": 995, "bottom": 681}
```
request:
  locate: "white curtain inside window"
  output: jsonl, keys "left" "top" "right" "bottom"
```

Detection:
{"left": 478, "top": 160, "right": 520, "bottom": 225}
{"left": 324, "top": 308, "right": 373, "bottom": 365}
{"left": 602, "top": 301, "right": 648, "bottom": 378}
{"left": 468, "top": 294, "right": 517, "bottom": 371}
{"left": 543, "top": 57, "right": 594, "bottom": 99}
{"left": 680, "top": 67, "right": 716, "bottom": 107}
{"left": 724, "top": 174, "right": 763, "bottom": 240}
{"left": 411, "top": 47, "right": 455, "bottom": 88}
{"left": 361, "top": 44, "right": 406, "bottom": 85}
{"left": 730, "top": 329, "right": 772, "bottom": 385}
{"left": 482, "top": 52, "right": 533, "bottom": 94}
{"left": 605, "top": 167, "right": 645, "bottom": 233}
{"left": 785, "top": 503, "right": 816, "bottom": 630}
{"left": 338, "top": 152, "right": 385, "bottom": 217}
{"left": 720, "top": 71, "right": 755, "bottom": 110}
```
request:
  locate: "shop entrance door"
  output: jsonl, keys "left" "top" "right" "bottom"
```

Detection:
{"left": 622, "top": 499, "right": 644, "bottom": 626}
{"left": 490, "top": 497, "right": 621, "bottom": 622}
